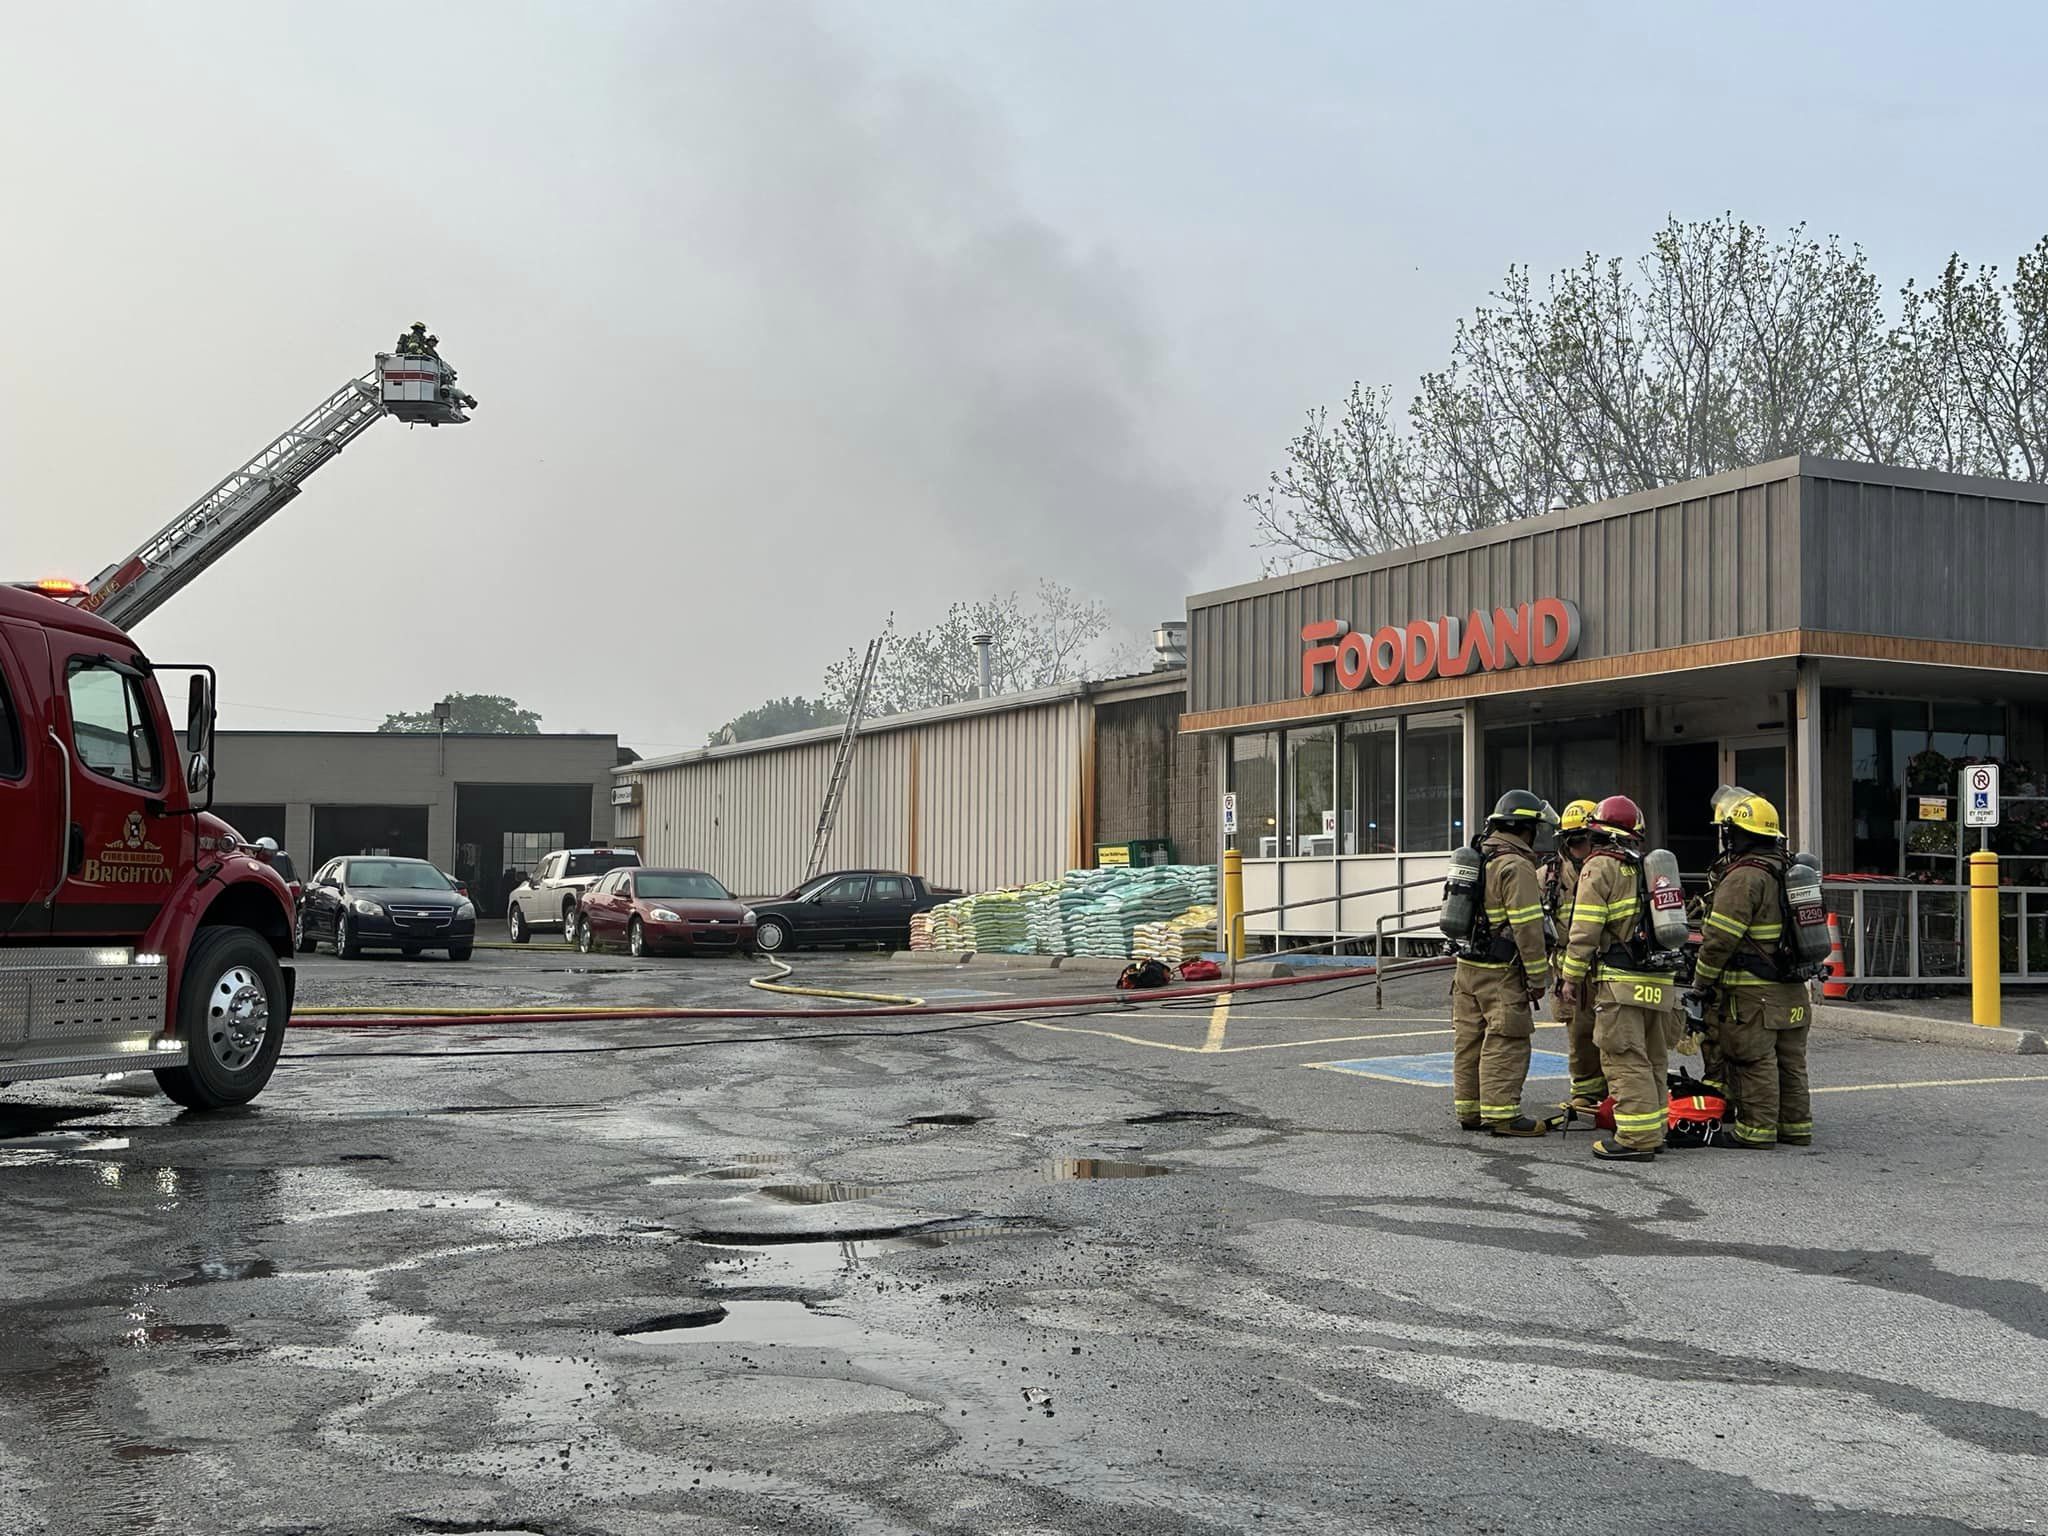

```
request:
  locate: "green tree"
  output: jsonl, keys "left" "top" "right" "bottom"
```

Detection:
{"left": 712, "top": 695, "right": 844, "bottom": 745}
{"left": 379, "top": 693, "right": 542, "bottom": 734}
{"left": 1253, "top": 216, "right": 2048, "bottom": 567}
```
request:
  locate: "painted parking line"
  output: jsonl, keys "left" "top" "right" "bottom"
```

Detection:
{"left": 1813, "top": 1073, "right": 2048, "bottom": 1095}
{"left": 1306, "top": 1050, "right": 1571, "bottom": 1087}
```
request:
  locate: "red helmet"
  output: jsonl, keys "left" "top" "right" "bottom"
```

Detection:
{"left": 1591, "top": 794, "right": 1644, "bottom": 838}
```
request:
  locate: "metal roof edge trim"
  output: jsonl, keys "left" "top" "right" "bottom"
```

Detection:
{"left": 1793, "top": 455, "right": 2048, "bottom": 504}
{"left": 617, "top": 673, "right": 1185, "bottom": 777}
{"left": 1186, "top": 456, "right": 1806, "bottom": 611}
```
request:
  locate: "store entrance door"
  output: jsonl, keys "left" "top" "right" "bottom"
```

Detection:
{"left": 1660, "top": 743, "right": 1722, "bottom": 874}
{"left": 1723, "top": 733, "right": 1789, "bottom": 840}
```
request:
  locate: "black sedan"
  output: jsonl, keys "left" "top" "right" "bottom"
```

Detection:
{"left": 294, "top": 856, "right": 477, "bottom": 961}
{"left": 748, "top": 870, "right": 957, "bottom": 954}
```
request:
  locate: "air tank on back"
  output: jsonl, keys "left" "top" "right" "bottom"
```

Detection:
{"left": 1440, "top": 843, "right": 1484, "bottom": 946}
{"left": 1784, "top": 852, "right": 1832, "bottom": 967}
{"left": 1641, "top": 846, "right": 1690, "bottom": 953}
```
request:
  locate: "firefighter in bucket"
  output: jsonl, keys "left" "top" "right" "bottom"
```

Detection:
{"left": 1444, "top": 790, "right": 1560, "bottom": 1137}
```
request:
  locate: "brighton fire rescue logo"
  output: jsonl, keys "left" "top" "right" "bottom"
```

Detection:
{"left": 82, "top": 814, "right": 171, "bottom": 886}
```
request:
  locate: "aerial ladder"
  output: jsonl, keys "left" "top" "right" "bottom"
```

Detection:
{"left": 71, "top": 334, "right": 476, "bottom": 630}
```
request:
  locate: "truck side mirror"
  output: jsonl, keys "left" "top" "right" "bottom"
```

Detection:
{"left": 186, "top": 674, "right": 213, "bottom": 756}
{"left": 186, "top": 750, "right": 213, "bottom": 797}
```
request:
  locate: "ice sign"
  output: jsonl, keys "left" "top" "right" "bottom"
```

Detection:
{"left": 1963, "top": 764, "right": 2000, "bottom": 829}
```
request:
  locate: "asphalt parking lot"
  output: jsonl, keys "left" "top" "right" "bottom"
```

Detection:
{"left": 4, "top": 943, "right": 2048, "bottom": 1535}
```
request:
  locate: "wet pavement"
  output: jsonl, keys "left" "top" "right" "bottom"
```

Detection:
{"left": 3, "top": 948, "right": 2048, "bottom": 1533}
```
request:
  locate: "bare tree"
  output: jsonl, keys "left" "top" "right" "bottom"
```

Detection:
{"left": 1254, "top": 216, "right": 2048, "bottom": 567}
{"left": 822, "top": 582, "right": 1132, "bottom": 716}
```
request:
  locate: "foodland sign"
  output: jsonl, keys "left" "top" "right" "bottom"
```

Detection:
{"left": 1301, "top": 598, "right": 1582, "bottom": 697}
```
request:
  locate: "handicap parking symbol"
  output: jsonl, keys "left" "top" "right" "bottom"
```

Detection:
{"left": 1308, "top": 1049, "right": 1571, "bottom": 1087}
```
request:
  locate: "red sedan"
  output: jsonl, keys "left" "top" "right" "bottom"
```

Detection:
{"left": 574, "top": 867, "right": 757, "bottom": 958}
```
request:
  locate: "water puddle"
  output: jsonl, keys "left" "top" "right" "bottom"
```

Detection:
{"left": 1125, "top": 1110, "right": 1239, "bottom": 1126}
{"left": 112, "top": 1443, "right": 185, "bottom": 1461}
{"left": 1043, "top": 1158, "right": 1172, "bottom": 1181}
{"left": 119, "top": 1318, "right": 234, "bottom": 1349}
{"left": 165, "top": 1258, "right": 278, "bottom": 1288}
{"left": 340, "top": 1152, "right": 394, "bottom": 1163}
{"left": 697, "top": 1155, "right": 785, "bottom": 1180}
{"left": 615, "top": 1305, "right": 728, "bottom": 1335}
{"left": 755, "top": 1183, "right": 883, "bottom": 1206}
{"left": 622, "top": 1297, "right": 869, "bottom": 1347}
{"left": 903, "top": 1113, "right": 981, "bottom": 1127}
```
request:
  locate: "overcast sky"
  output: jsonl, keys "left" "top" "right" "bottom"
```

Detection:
{"left": 3, "top": 1, "right": 2042, "bottom": 754}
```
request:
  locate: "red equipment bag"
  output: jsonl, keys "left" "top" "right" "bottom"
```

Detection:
{"left": 1580, "top": 1071, "right": 1726, "bottom": 1145}
{"left": 1664, "top": 1068, "right": 1728, "bottom": 1147}
{"left": 1178, "top": 959, "right": 1223, "bottom": 983}
{"left": 1117, "top": 959, "right": 1173, "bottom": 990}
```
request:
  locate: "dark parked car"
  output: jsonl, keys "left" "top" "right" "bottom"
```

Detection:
{"left": 748, "top": 870, "right": 958, "bottom": 954}
{"left": 295, "top": 856, "right": 477, "bottom": 961}
{"left": 575, "top": 867, "right": 757, "bottom": 958}
{"left": 251, "top": 839, "right": 301, "bottom": 910}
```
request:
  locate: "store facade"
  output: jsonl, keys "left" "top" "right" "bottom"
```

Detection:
{"left": 1182, "top": 456, "right": 2048, "bottom": 944}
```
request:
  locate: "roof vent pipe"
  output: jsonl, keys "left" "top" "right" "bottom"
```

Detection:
{"left": 971, "top": 631, "right": 994, "bottom": 698}
{"left": 1153, "top": 620, "right": 1188, "bottom": 670}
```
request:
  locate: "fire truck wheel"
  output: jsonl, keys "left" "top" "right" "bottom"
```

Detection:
{"left": 155, "top": 928, "right": 287, "bottom": 1109}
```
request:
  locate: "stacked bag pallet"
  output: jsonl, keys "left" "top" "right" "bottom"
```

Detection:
{"left": 908, "top": 864, "right": 1219, "bottom": 960}
{"left": 1133, "top": 905, "right": 1219, "bottom": 965}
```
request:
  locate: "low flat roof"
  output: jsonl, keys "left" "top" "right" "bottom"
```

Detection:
{"left": 621, "top": 668, "right": 1185, "bottom": 776}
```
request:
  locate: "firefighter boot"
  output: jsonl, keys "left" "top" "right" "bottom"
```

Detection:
{"left": 1592, "top": 1137, "right": 1657, "bottom": 1162}
{"left": 1489, "top": 1116, "right": 1550, "bottom": 1138}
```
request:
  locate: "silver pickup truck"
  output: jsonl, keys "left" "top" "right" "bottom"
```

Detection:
{"left": 506, "top": 847, "right": 641, "bottom": 942}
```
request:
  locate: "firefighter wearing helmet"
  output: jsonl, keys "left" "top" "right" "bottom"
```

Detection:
{"left": 1543, "top": 799, "right": 1605, "bottom": 1111}
{"left": 1558, "top": 794, "right": 1679, "bottom": 1160}
{"left": 1449, "top": 789, "right": 1559, "bottom": 1136}
{"left": 1688, "top": 792, "right": 1814, "bottom": 1147}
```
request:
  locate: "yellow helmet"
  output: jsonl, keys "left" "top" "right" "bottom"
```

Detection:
{"left": 1559, "top": 799, "right": 1599, "bottom": 834}
{"left": 1717, "top": 793, "right": 1782, "bottom": 840}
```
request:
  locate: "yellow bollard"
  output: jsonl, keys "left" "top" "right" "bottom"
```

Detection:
{"left": 1222, "top": 847, "right": 1246, "bottom": 962}
{"left": 1969, "top": 848, "right": 2001, "bottom": 1027}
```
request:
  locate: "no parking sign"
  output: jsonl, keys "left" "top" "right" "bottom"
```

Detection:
{"left": 1963, "top": 764, "right": 2000, "bottom": 828}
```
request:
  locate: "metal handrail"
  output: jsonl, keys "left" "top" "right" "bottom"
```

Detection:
{"left": 1227, "top": 873, "right": 1445, "bottom": 983}
{"left": 1823, "top": 878, "right": 2048, "bottom": 989}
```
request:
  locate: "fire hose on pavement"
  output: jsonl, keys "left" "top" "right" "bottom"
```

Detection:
{"left": 280, "top": 959, "right": 1378, "bottom": 1049}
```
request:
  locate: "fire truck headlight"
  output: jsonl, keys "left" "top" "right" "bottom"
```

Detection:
{"left": 352, "top": 898, "right": 385, "bottom": 917}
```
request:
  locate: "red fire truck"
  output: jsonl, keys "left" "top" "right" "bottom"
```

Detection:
{"left": 0, "top": 339, "right": 474, "bottom": 1106}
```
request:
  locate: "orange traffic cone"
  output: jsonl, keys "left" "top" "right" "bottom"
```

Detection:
{"left": 1821, "top": 913, "right": 1849, "bottom": 1000}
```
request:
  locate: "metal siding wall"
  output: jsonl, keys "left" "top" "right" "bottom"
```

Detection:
{"left": 1803, "top": 473, "right": 2048, "bottom": 645}
{"left": 634, "top": 699, "right": 1083, "bottom": 899}
{"left": 1189, "top": 470, "right": 1807, "bottom": 711}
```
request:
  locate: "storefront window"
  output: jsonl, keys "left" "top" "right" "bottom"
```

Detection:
{"left": 1229, "top": 732, "right": 1280, "bottom": 856}
{"left": 1284, "top": 726, "right": 1336, "bottom": 855}
{"left": 1401, "top": 711, "right": 1464, "bottom": 851}
{"left": 1850, "top": 698, "right": 2006, "bottom": 875}
{"left": 1485, "top": 718, "right": 1619, "bottom": 811}
{"left": 1340, "top": 719, "right": 1397, "bottom": 855}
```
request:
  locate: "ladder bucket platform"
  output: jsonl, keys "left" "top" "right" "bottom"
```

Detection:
{"left": 375, "top": 353, "right": 472, "bottom": 426}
